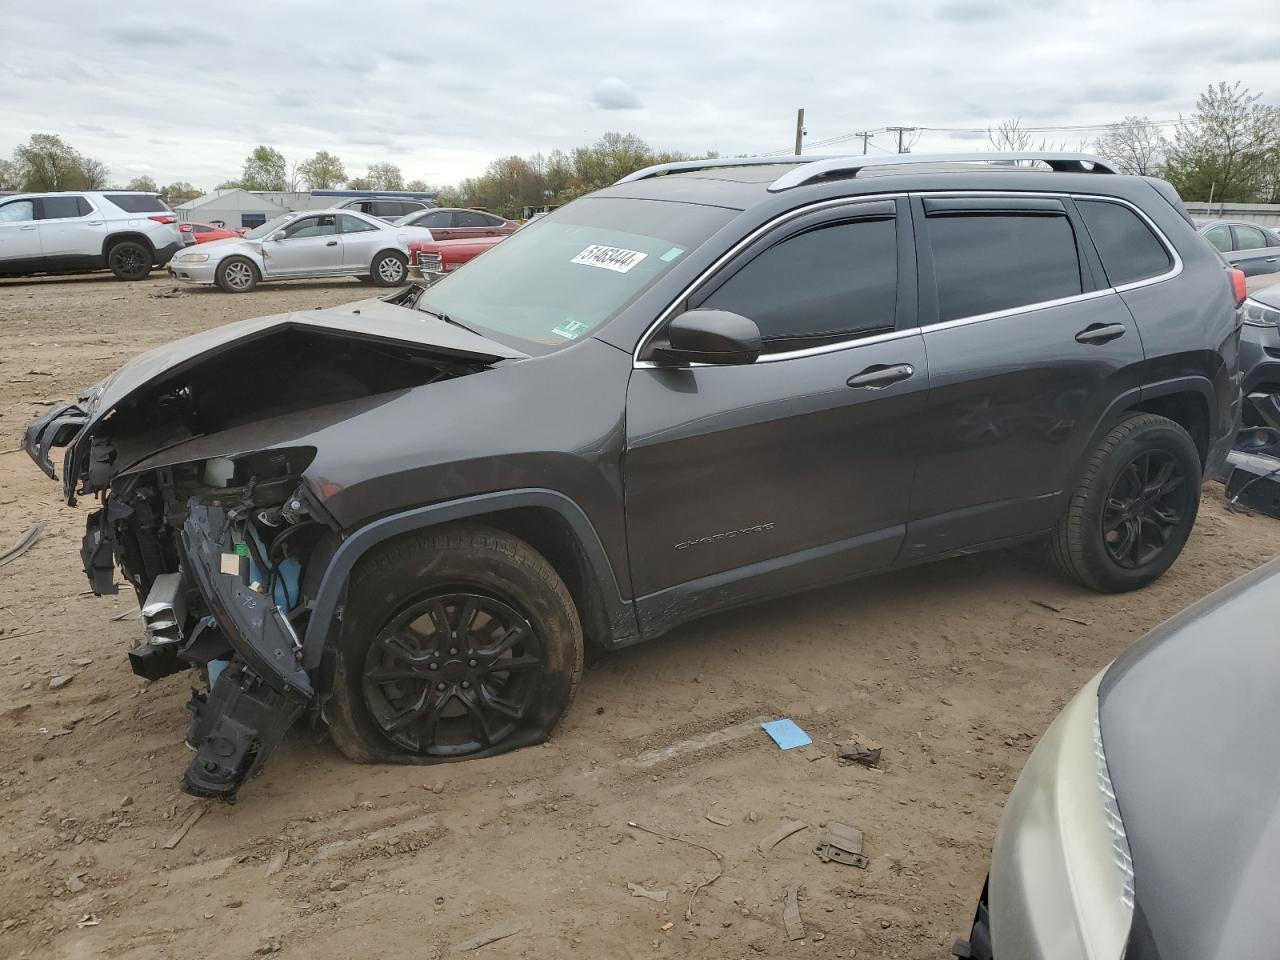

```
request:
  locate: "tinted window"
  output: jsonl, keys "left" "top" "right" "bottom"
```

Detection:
{"left": 417, "top": 210, "right": 453, "bottom": 228}
{"left": 1077, "top": 200, "right": 1172, "bottom": 286}
{"left": 0, "top": 200, "right": 35, "bottom": 222}
{"left": 39, "top": 195, "right": 85, "bottom": 219}
{"left": 482, "top": 213, "right": 505, "bottom": 227}
{"left": 1203, "top": 224, "right": 1232, "bottom": 253}
{"left": 455, "top": 211, "right": 488, "bottom": 227}
{"left": 283, "top": 215, "right": 337, "bottom": 238}
{"left": 697, "top": 217, "right": 898, "bottom": 352}
{"left": 929, "top": 213, "right": 1082, "bottom": 321}
{"left": 193, "top": 224, "right": 212, "bottom": 234}
{"left": 338, "top": 214, "right": 378, "bottom": 234}
{"left": 1234, "top": 224, "right": 1268, "bottom": 250}
{"left": 77, "top": 196, "right": 94, "bottom": 216}
{"left": 372, "top": 201, "right": 404, "bottom": 218}
{"left": 106, "top": 193, "right": 169, "bottom": 213}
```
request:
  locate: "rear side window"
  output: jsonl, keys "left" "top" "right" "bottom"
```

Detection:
{"left": 1234, "top": 224, "right": 1268, "bottom": 251}
{"left": 697, "top": 217, "right": 898, "bottom": 352}
{"left": 38, "top": 195, "right": 85, "bottom": 219}
{"left": 338, "top": 214, "right": 378, "bottom": 234}
{"left": 455, "top": 211, "right": 488, "bottom": 227}
{"left": 1076, "top": 200, "right": 1172, "bottom": 286}
{"left": 481, "top": 213, "right": 505, "bottom": 226}
{"left": 928, "top": 213, "right": 1082, "bottom": 321}
{"left": 106, "top": 193, "right": 169, "bottom": 213}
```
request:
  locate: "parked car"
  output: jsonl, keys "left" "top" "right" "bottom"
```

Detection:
{"left": 0, "top": 191, "right": 184, "bottom": 280}
{"left": 22, "top": 152, "right": 1241, "bottom": 799}
{"left": 333, "top": 196, "right": 433, "bottom": 222}
{"left": 179, "top": 222, "right": 245, "bottom": 244}
{"left": 395, "top": 207, "right": 519, "bottom": 240}
{"left": 408, "top": 234, "right": 507, "bottom": 281}
{"left": 1237, "top": 282, "right": 1280, "bottom": 427}
{"left": 1197, "top": 217, "right": 1280, "bottom": 276}
{"left": 166, "top": 209, "right": 434, "bottom": 292}
{"left": 957, "top": 558, "right": 1280, "bottom": 960}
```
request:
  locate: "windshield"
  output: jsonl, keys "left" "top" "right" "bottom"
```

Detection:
{"left": 417, "top": 197, "right": 735, "bottom": 350}
{"left": 393, "top": 211, "right": 422, "bottom": 226}
{"left": 243, "top": 214, "right": 294, "bottom": 240}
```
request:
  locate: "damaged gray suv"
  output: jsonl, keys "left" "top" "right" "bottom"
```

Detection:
{"left": 22, "top": 153, "right": 1243, "bottom": 798}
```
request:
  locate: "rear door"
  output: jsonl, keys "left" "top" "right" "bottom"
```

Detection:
{"left": 904, "top": 193, "right": 1145, "bottom": 559}
{"left": 1229, "top": 223, "right": 1280, "bottom": 276}
{"left": 36, "top": 195, "right": 104, "bottom": 258}
{"left": 0, "top": 198, "right": 42, "bottom": 264}
{"left": 451, "top": 210, "right": 494, "bottom": 240}
{"left": 338, "top": 213, "right": 385, "bottom": 272}
{"left": 624, "top": 197, "right": 929, "bottom": 613}
{"left": 261, "top": 214, "right": 342, "bottom": 277}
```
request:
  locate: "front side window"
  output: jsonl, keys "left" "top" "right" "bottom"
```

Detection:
{"left": 283, "top": 215, "right": 337, "bottom": 239}
{"left": 338, "top": 214, "right": 379, "bottom": 234}
{"left": 1234, "top": 224, "right": 1268, "bottom": 251}
{"left": 416, "top": 210, "right": 453, "bottom": 228}
{"left": 1203, "top": 224, "right": 1232, "bottom": 253}
{"left": 1076, "top": 199, "right": 1172, "bottom": 286}
{"left": 39, "top": 195, "right": 85, "bottom": 220}
{"left": 928, "top": 213, "right": 1082, "bottom": 321}
{"left": 695, "top": 217, "right": 898, "bottom": 353}
{"left": 0, "top": 200, "right": 35, "bottom": 222}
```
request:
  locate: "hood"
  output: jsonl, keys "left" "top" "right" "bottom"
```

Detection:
{"left": 1098, "top": 558, "right": 1280, "bottom": 960}
{"left": 1250, "top": 283, "right": 1280, "bottom": 310}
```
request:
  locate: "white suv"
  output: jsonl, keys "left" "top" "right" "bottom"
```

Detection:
{"left": 0, "top": 191, "right": 185, "bottom": 281}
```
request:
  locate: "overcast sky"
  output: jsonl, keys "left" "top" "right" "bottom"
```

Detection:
{"left": 3, "top": 0, "right": 1278, "bottom": 191}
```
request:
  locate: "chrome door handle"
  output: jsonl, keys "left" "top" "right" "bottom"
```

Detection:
{"left": 87, "top": 220, "right": 104, "bottom": 226}
{"left": 326, "top": 240, "right": 338, "bottom": 246}
{"left": 847, "top": 363, "right": 915, "bottom": 389}
{"left": 1265, "top": 257, "right": 1278, "bottom": 263}
{"left": 1075, "top": 322, "right": 1127, "bottom": 345}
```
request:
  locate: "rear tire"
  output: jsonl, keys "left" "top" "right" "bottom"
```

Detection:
{"left": 371, "top": 251, "right": 407, "bottom": 287}
{"left": 327, "top": 524, "right": 583, "bottom": 764}
{"left": 215, "top": 256, "right": 259, "bottom": 293}
{"left": 1049, "top": 413, "right": 1200, "bottom": 592}
{"left": 107, "top": 240, "right": 152, "bottom": 281}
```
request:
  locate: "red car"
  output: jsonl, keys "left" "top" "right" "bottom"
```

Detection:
{"left": 398, "top": 207, "right": 519, "bottom": 241}
{"left": 408, "top": 234, "right": 507, "bottom": 282}
{"left": 179, "top": 222, "right": 245, "bottom": 244}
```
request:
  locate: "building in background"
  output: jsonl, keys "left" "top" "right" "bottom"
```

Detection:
{"left": 175, "top": 189, "right": 436, "bottom": 229}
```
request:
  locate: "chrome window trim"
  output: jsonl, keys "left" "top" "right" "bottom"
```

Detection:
{"left": 632, "top": 190, "right": 1182, "bottom": 369}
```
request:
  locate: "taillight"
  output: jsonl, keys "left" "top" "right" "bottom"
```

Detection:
{"left": 149, "top": 214, "right": 177, "bottom": 225}
{"left": 1231, "top": 268, "right": 1248, "bottom": 306}
{"left": 178, "top": 223, "right": 192, "bottom": 232}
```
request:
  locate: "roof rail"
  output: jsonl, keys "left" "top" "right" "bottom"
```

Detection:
{"left": 613, "top": 152, "right": 1118, "bottom": 190}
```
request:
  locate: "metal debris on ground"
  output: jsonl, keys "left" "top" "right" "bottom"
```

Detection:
{"left": 813, "top": 822, "right": 869, "bottom": 868}
{"left": 1030, "top": 599, "right": 1064, "bottom": 613}
{"left": 76, "top": 914, "right": 100, "bottom": 929}
{"left": 760, "top": 718, "right": 812, "bottom": 750}
{"left": 109, "top": 609, "right": 138, "bottom": 622}
{"left": 757, "top": 819, "right": 808, "bottom": 856}
{"left": 0, "top": 521, "right": 47, "bottom": 569}
{"left": 836, "top": 742, "right": 883, "bottom": 768}
{"left": 627, "top": 882, "right": 668, "bottom": 903}
{"left": 452, "top": 919, "right": 532, "bottom": 951}
{"left": 783, "top": 885, "right": 805, "bottom": 941}
{"left": 162, "top": 807, "right": 206, "bottom": 849}
{"left": 627, "top": 821, "right": 724, "bottom": 920}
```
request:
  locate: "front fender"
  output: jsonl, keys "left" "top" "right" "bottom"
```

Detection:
{"left": 300, "top": 488, "right": 637, "bottom": 669}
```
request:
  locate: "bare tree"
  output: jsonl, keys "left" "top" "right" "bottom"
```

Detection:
{"left": 988, "top": 118, "right": 1087, "bottom": 160}
{"left": 1094, "top": 116, "right": 1164, "bottom": 175}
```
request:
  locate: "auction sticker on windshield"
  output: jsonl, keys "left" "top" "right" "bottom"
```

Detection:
{"left": 570, "top": 244, "right": 648, "bottom": 273}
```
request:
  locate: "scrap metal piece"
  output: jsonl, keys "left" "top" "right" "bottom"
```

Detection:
{"left": 813, "top": 821, "right": 868, "bottom": 868}
{"left": 783, "top": 885, "right": 805, "bottom": 941}
{"left": 837, "top": 742, "right": 883, "bottom": 768}
{"left": 141, "top": 572, "right": 187, "bottom": 645}
{"left": 757, "top": 819, "right": 808, "bottom": 855}
{"left": 0, "top": 521, "right": 46, "bottom": 569}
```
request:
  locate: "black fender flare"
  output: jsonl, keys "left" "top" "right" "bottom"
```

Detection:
{"left": 101, "top": 231, "right": 156, "bottom": 260}
{"left": 300, "top": 488, "right": 635, "bottom": 668}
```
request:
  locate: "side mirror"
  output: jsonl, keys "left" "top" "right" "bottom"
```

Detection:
{"left": 269, "top": 231, "right": 287, "bottom": 242}
{"left": 654, "top": 309, "right": 761, "bottom": 365}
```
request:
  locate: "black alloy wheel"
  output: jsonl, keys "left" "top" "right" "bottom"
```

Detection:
{"left": 1100, "top": 450, "right": 1189, "bottom": 569}
{"left": 362, "top": 590, "right": 545, "bottom": 756}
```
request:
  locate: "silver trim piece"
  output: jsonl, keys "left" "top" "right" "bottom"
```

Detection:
{"left": 613, "top": 152, "right": 1118, "bottom": 188}
{"left": 632, "top": 190, "right": 1182, "bottom": 369}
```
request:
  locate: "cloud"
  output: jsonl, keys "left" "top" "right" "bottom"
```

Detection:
{"left": 592, "top": 77, "right": 642, "bottom": 110}
{"left": 935, "top": 1, "right": 1008, "bottom": 22}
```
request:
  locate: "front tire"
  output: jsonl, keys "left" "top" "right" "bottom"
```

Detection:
{"left": 107, "top": 240, "right": 152, "bottom": 281}
{"left": 327, "top": 524, "right": 583, "bottom": 764}
{"left": 371, "top": 250, "right": 407, "bottom": 287}
{"left": 215, "top": 256, "right": 259, "bottom": 293}
{"left": 1049, "top": 413, "right": 1200, "bottom": 592}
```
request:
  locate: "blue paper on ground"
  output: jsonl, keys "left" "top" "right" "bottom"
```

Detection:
{"left": 761, "top": 718, "right": 812, "bottom": 750}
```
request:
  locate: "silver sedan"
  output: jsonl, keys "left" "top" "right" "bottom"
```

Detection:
{"left": 167, "top": 209, "right": 435, "bottom": 292}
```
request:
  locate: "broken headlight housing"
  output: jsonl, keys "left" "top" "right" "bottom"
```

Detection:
{"left": 985, "top": 670, "right": 1135, "bottom": 960}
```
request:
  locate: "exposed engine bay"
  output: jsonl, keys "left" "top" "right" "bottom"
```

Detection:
{"left": 23, "top": 315, "right": 500, "bottom": 798}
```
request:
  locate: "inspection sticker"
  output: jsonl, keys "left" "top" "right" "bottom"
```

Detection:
{"left": 570, "top": 244, "right": 648, "bottom": 273}
{"left": 551, "top": 318, "right": 592, "bottom": 339}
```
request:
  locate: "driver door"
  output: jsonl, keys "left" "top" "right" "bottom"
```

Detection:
{"left": 623, "top": 198, "right": 928, "bottom": 622}
{"left": 262, "top": 214, "right": 342, "bottom": 277}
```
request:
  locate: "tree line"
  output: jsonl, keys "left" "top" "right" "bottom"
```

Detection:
{"left": 2, "top": 81, "right": 1276, "bottom": 215}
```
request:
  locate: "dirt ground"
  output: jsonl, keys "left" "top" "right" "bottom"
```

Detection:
{"left": 3, "top": 271, "right": 1280, "bottom": 960}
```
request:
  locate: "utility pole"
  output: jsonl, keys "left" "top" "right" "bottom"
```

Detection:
{"left": 854, "top": 131, "right": 873, "bottom": 155}
{"left": 794, "top": 108, "right": 806, "bottom": 155}
{"left": 885, "top": 126, "right": 918, "bottom": 154}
